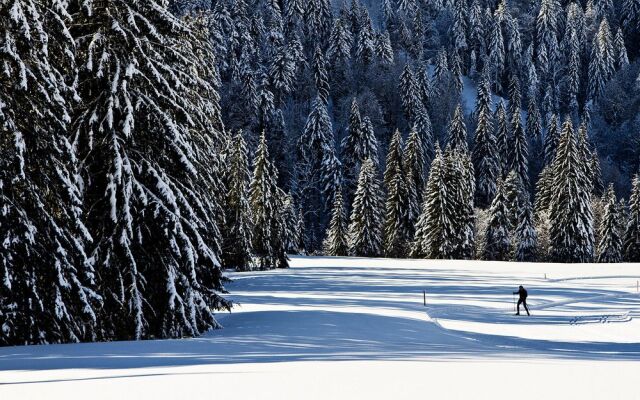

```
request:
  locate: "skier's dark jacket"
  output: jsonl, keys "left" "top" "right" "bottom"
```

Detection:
{"left": 513, "top": 287, "right": 527, "bottom": 300}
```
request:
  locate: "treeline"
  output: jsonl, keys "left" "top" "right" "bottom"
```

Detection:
{"left": 193, "top": 0, "right": 640, "bottom": 253}
{"left": 319, "top": 93, "right": 640, "bottom": 263}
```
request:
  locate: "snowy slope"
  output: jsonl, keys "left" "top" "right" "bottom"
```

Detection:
{"left": 2, "top": 256, "right": 640, "bottom": 399}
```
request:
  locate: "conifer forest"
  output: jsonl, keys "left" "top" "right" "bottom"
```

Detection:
{"left": 2, "top": 0, "right": 640, "bottom": 346}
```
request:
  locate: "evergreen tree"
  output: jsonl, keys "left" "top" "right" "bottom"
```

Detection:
{"left": 526, "top": 98, "right": 542, "bottom": 142}
{"left": 494, "top": 101, "right": 510, "bottom": 177}
{"left": 348, "top": 159, "right": 383, "bottom": 257}
{"left": 588, "top": 18, "right": 615, "bottom": 101}
{"left": 548, "top": 119, "right": 594, "bottom": 262}
{"left": 614, "top": 28, "right": 629, "bottom": 69}
{"left": 544, "top": 114, "right": 560, "bottom": 166}
{"left": 313, "top": 46, "right": 330, "bottom": 105}
{"left": 323, "top": 188, "right": 349, "bottom": 256}
{"left": 327, "top": 18, "right": 353, "bottom": 62}
{"left": 510, "top": 109, "right": 529, "bottom": 189}
{"left": 361, "top": 117, "right": 380, "bottom": 167}
{"left": 375, "top": 31, "right": 395, "bottom": 65}
{"left": 0, "top": 0, "right": 99, "bottom": 345}
{"left": 484, "top": 179, "right": 511, "bottom": 261}
{"left": 299, "top": 96, "right": 341, "bottom": 210}
{"left": 514, "top": 196, "right": 537, "bottom": 262}
{"left": 624, "top": 175, "right": 640, "bottom": 262}
{"left": 250, "top": 133, "right": 283, "bottom": 270}
{"left": 404, "top": 127, "right": 426, "bottom": 233}
{"left": 342, "top": 99, "right": 364, "bottom": 197}
{"left": 72, "top": 5, "right": 229, "bottom": 340}
{"left": 448, "top": 104, "right": 468, "bottom": 152}
{"left": 383, "top": 130, "right": 409, "bottom": 257}
{"left": 597, "top": 184, "right": 623, "bottom": 263}
{"left": 472, "top": 78, "right": 499, "bottom": 208}
{"left": 504, "top": 170, "right": 526, "bottom": 231}
{"left": 222, "top": 131, "right": 253, "bottom": 271}
{"left": 447, "top": 148, "right": 476, "bottom": 259}
{"left": 414, "top": 148, "right": 455, "bottom": 259}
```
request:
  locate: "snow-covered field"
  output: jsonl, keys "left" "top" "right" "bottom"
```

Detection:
{"left": 2, "top": 256, "right": 640, "bottom": 399}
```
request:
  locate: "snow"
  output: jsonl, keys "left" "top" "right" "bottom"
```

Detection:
{"left": 2, "top": 256, "right": 640, "bottom": 399}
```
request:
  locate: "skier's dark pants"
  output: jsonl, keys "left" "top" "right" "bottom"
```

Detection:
{"left": 517, "top": 299, "right": 530, "bottom": 315}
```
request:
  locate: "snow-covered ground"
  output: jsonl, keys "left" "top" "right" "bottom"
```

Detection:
{"left": 2, "top": 256, "right": 640, "bottom": 399}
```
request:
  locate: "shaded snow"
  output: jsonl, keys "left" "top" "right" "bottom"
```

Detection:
{"left": 1, "top": 256, "right": 640, "bottom": 399}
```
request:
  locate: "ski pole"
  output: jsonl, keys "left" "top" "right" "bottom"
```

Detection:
{"left": 512, "top": 293, "right": 515, "bottom": 312}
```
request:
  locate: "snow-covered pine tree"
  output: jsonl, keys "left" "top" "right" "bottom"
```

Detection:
{"left": 543, "top": 114, "right": 560, "bottom": 166}
{"left": 614, "top": 28, "right": 629, "bottom": 70}
{"left": 565, "top": 27, "right": 581, "bottom": 115}
{"left": 526, "top": 98, "right": 542, "bottom": 142}
{"left": 446, "top": 147, "right": 476, "bottom": 259}
{"left": 375, "top": 30, "right": 394, "bottom": 65}
{"left": 597, "top": 184, "right": 623, "bottom": 263}
{"left": 510, "top": 107, "right": 529, "bottom": 189}
{"left": 450, "top": 51, "right": 464, "bottom": 95}
{"left": 624, "top": 175, "right": 640, "bottom": 262}
{"left": 356, "top": 10, "right": 375, "bottom": 66}
{"left": 548, "top": 118, "right": 595, "bottom": 262}
{"left": 414, "top": 147, "right": 454, "bottom": 259}
{"left": 313, "top": 46, "right": 330, "bottom": 105}
{"left": 504, "top": 170, "right": 526, "bottom": 235}
{"left": 348, "top": 158, "right": 383, "bottom": 257}
{"left": 72, "top": 5, "right": 229, "bottom": 340}
{"left": 361, "top": 117, "right": 380, "bottom": 166}
{"left": 221, "top": 131, "right": 253, "bottom": 271}
{"left": 447, "top": 104, "right": 468, "bottom": 152}
{"left": 484, "top": 179, "right": 511, "bottom": 261}
{"left": 412, "top": 106, "right": 434, "bottom": 162}
{"left": 588, "top": 18, "right": 615, "bottom": 101}
{"left": 488, "top": 14, "right": 505, "bottom": 92}
{"left": 451, "top": 0, "right": 468, "bottom": 54}
{"left": 250, "top": 133, "right": 279, "bottom": 270}
{"left": 299, "top": 96, "right": 341, "bottom": 211}
{"left": 281, "top": 192, "right": 300, "bottom": 255}
{"left": 494, "top": 101, "right": 510, "bottom": 177}
{"left": 472, "top": 78, "right": 499, "bottom": 208}
{"left": 0, "top": 0, "right": 99, "bottom": 346}
{"left": 327, "top": 17, "right": 353, "bottom": 63}
{"left": 404, "top": 127, "right": 425, "bottom": 234}
{"left": 514, "top": 196, "right": 537, "bottom": 262}
{"left": 399, "top": 64, "right": 421, "bottom": 122}
{"left": 383, "top": 130, "right": 409, "bottom": 257}
{"left": 323, "top": 187, "right": 349, "bottom": 256}
{"left": 342, "top": 98, "right": 364, "bottom": 199}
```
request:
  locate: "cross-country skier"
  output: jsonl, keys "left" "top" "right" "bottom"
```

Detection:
{"left": 513, "top": 285, "right": 530, "bottom": 316}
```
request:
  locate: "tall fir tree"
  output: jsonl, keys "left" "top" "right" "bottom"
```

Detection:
{"left": 472, "top": 78, "right": 499, "bottom": 208}
{"left": 624, "top": 175, "right": 640, "bottom": 262}
{"left": 494, "top": 101, "right": 510, "bottom": 177}
{"left": 348, "top": 158, "right": 383, "bottom": 257}
{"left": 72, "top": 5, "right": 229, "bottom": 340}
{"left": 383, "top": 130, "right": 409, "bottom": 257}
{"left": 514, "top": 196, "right": 537, "bottom": 262}
{"left": 221, "top": 131, "right": 253, "bottom": 271}
{"left": 597, "top": 184, "right": 623, "bottom": 263}
{"left": 548, "top": 119, "right": 594, "bottom": 262}
{"left": 323, "top": 188, "right": 349, "bottom": 256}
{"left": 588, "top": 18, "right": 615, "bottom": 101}
{"left": 484, "top": 179, "right": 511, "bottom": 261}
{"left": 250, "top": 133, "right": 286, "bottom": 270}
{"left": 447, "top": 104, "right": 468, "bottom": 152}
{"left": 404, "top": 127, "right": 426, "bottom": 235}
